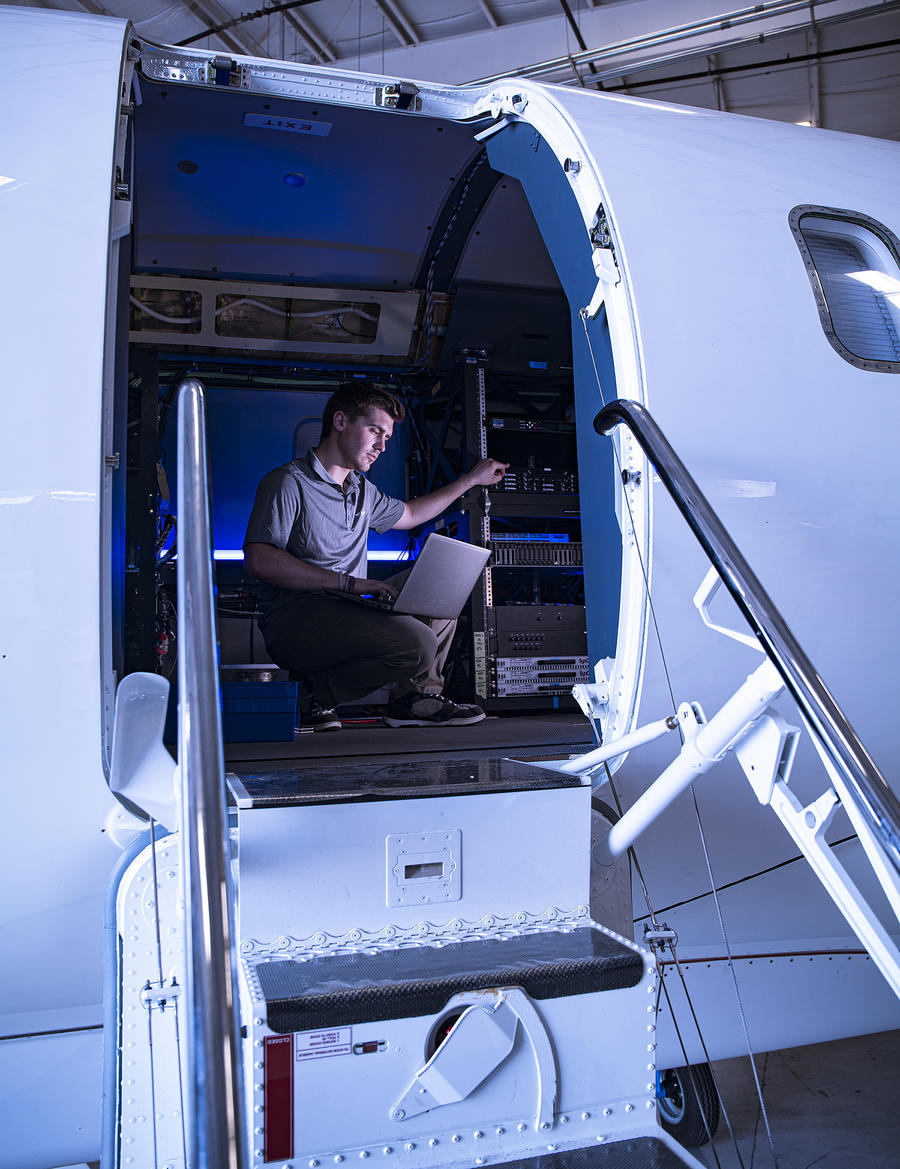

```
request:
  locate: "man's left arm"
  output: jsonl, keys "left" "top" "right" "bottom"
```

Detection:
{"left": 392, "top": 458, "right": 508, "bottom": 530}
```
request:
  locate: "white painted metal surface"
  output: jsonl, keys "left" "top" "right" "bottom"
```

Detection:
{"left": 234, "top": 785, "right": 591, "bottom": 947}
{"left": 109, "top": 671, "right": 177, "bottom": 832}
{"left": 0, "top": 11, "right": 131, "bottom": 1169}
{"left": 238, "top": 925, "right": 668, "bottom": 1165}
{"left": 114, "top": 838, "right": 189, "bottom": 1169}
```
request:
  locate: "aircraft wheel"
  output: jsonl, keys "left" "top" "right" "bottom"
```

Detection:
{"left": 656, "top": 1062, "right": 720, "bottom": 1147}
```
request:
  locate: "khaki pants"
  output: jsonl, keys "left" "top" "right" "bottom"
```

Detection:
{"left": 261, "top": 584, "right": 456, "bottom": 709}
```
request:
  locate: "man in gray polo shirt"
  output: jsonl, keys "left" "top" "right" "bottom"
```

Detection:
{"left": 244, "top": 381, "right": 507, "bottom": 730}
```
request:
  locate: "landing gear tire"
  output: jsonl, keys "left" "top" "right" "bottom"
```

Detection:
{"left": 656, "top": 1062, "right": 720, "bottom": 1147}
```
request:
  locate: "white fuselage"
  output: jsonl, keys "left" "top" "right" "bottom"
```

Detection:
{"left": 1, "top": 7, "right": 899, "bottom": 1167}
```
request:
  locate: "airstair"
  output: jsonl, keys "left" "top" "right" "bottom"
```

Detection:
{"left": 104, "top": 381, "right": 900, "bottom": 1169}
{"left": 110, "top": 754, "right": 700, "bottom": 1169}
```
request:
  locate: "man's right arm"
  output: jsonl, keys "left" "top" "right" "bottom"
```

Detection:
{"left": 244, "top": 543, "right": 397, "bottom": 601}
{"left": 244, "top": 542, "right": 343, "bottom": 591}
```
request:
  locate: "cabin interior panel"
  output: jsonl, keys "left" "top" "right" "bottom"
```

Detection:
{"left": 132, "top": 78, "right": 482, "bottom": 286}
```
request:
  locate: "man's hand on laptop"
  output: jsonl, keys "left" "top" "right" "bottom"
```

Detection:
{"left": 356, "top": 578, "right": 398, "bottom": 602}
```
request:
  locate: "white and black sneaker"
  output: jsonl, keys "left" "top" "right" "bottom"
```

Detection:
{"left": 382, "top": 691, "right": 485, "bottom": 727}
{"left": 299, "top": 694, "right": 342, "bottom": 732}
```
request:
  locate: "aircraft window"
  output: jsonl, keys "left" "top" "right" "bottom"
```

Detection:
{"left": 790, "top": 206, "right": 900, "bottom": 372}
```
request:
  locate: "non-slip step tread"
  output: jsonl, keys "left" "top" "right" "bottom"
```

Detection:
{"left": 484, "top": 1138, "right": 693, "bottom": 1169}
{"left": 254, "top": 927, "right": 644, "bottom": 1032}
{"left": 227, "top": 757, "right": 585, "bottom": 809}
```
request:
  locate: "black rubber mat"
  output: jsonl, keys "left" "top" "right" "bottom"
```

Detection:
{"left": 255, "top": 926, "right": 644, "bottom": 1032}
{"left": 229, "top": 756, "right": 584, "bottom": 808}
{"left": 484, "top": 1138, "right": 692, "bottom": 1168}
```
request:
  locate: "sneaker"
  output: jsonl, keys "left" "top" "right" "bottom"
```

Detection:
{"left": 299, "top": 694, "right": 342, "bottom": 732}
{"left": 383, "top": 691, "right": 485, "bottom": 728}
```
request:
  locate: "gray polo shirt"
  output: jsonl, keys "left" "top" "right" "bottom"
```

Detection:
{"left": 244, "top": 449, "right": 405, "bottom": 635}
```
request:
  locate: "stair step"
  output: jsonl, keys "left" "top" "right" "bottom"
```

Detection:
{"left": 227, "top": 756, "right": 584, "bottom": 809}
{"left": 487, "top": 1138, "right": 696, "bottom": 1168}
{"left": 250, "top": 926, "right": 644, "bottom": 1033}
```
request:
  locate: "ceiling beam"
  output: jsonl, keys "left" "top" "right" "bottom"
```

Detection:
{"left": 558, "top": 0, "right": 600, "bottom": 80}
{"left": 806, "top": 26, "right": 822, "bottom": 125}
{"left": 468, "top": 0, "right": 900, "bottom": 87}
{"left": 478, "top": 0, "right": 500, "bottom": 30}
{"left": 372, "top": 0, "right": 421, "bottom": 48}
{"left": 284, "top": 8, "right": 337, "bottom": 63}
{"left": 177, "top": 0, "right": 268, "bottom": 57}
{"left": 707, "top": 53, "right": 728, "bottom": 110}
{"left": 71, "top": 0, "right": 117, "bottom": 17}
{"left": 586, "top": 34, "right": 900, "bottom": 95}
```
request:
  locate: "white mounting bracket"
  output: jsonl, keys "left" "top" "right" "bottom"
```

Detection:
{"left": 733, "top": 711, "right": 801, "bottom": 805}
{"left": 389, "top": 987, "right": 557, "bottom": 1132}
{"left": 473, "top": 115, "right": 515, "bottom": 142}
{"left": 693, "top": 566, "right": 763, "bottom": 651}
{"left": 109, "top": 671, "right": 178, "bottom": 833}
{"left": 572, "top": 657, "right": 612, "bottom": 739}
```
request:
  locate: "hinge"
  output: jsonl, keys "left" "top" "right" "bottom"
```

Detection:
{"left": 581, "top": 203, "right": 621, "bottom": 317}
{"left": 590, "top": 205, "right": 619, "bottom": 273}
{"left": 105, "top": 452, "right": 120, "bottom": 469}
{"left": 375, "top": 82, "right": 422, "bottom": 111}
{"left": 210, "top": 55, "right": 236, "bottom": 87}
{"left": 114, "top": 166, "right": 130, "bottom": 201}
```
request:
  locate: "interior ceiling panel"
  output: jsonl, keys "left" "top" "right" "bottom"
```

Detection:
{"left": 132, "top": 79, "right": 482, "bottom": 286}
{"left": 11, "top": 0, "right": 899, "bottom": 138}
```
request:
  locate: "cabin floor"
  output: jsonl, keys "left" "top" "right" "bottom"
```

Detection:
{"left": 223, "top": 710, "right": 591, "bottom": 769}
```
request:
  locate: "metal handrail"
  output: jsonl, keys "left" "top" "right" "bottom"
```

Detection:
{"left": 595, "top": 398, "right": 900, "bottom": 875}
{"left": 176, "top": 379, "right": 246, "bottom": 1169}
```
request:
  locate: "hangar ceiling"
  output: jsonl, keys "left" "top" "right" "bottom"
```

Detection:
{"left": 12, "top": 0, "right": 900, "bottom": 137}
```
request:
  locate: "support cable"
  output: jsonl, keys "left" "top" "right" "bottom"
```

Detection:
{"left": 688, "top": 786, "right": 780, "bottom": 1165}
{"left": 579, "top": 314, "right": 678, "bottom": 719}
{"left": 605, "top": 767, "right": 743, "bottom": 1168}
{"left": 580, "top": 314, "right": 776, "bottom": 1162}
{"left": 634, "top": 834, "right": 857, "bottom": 922}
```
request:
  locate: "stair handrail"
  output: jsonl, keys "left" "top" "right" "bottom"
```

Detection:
{"left": 595, "top": 397, "right": 900, "bottom": 876}
{"left": 176, "top": 378, "right": 246, "bottom": 1169}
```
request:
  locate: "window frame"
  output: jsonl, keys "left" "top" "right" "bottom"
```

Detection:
{"left": 789, "top": 203, "right": 900, "bottom": 374}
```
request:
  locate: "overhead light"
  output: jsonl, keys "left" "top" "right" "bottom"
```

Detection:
{"left": 213, "top": 548, "right": 410, "bottom": 562}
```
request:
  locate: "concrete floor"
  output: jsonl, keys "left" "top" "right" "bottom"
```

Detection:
{"left": 695, "top": 1028, "right": 899, "bottom": 1169}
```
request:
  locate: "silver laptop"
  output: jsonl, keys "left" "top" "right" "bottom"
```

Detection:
{"left": 342, "top": 533, "right": 491, "bottom": 619}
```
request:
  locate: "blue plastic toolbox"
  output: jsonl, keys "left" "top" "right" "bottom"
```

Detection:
{"left": 220, "top": 680, "right": 297, "bottom": 742}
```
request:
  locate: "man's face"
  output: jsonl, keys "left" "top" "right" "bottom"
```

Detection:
{"left": 333, "top": 406, "right": 394, "bottom": 473}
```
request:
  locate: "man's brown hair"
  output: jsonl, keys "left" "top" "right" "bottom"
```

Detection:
{"left": 321, "top": 380, "right": 405, "bottom": 439}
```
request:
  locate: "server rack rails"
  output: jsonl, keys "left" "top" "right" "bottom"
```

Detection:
{"left": 461, "top": 358, "right": 588, "bottom": 710}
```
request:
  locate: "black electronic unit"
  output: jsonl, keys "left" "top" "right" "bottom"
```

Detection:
{"left": 494, "top": 604, "right": 587, "bottom": 657}
{"left": 492, "top": 466, "right": 578, "bottom": 494}
{"left": 486, "top": 416, "right": 578, "bottom": 495}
